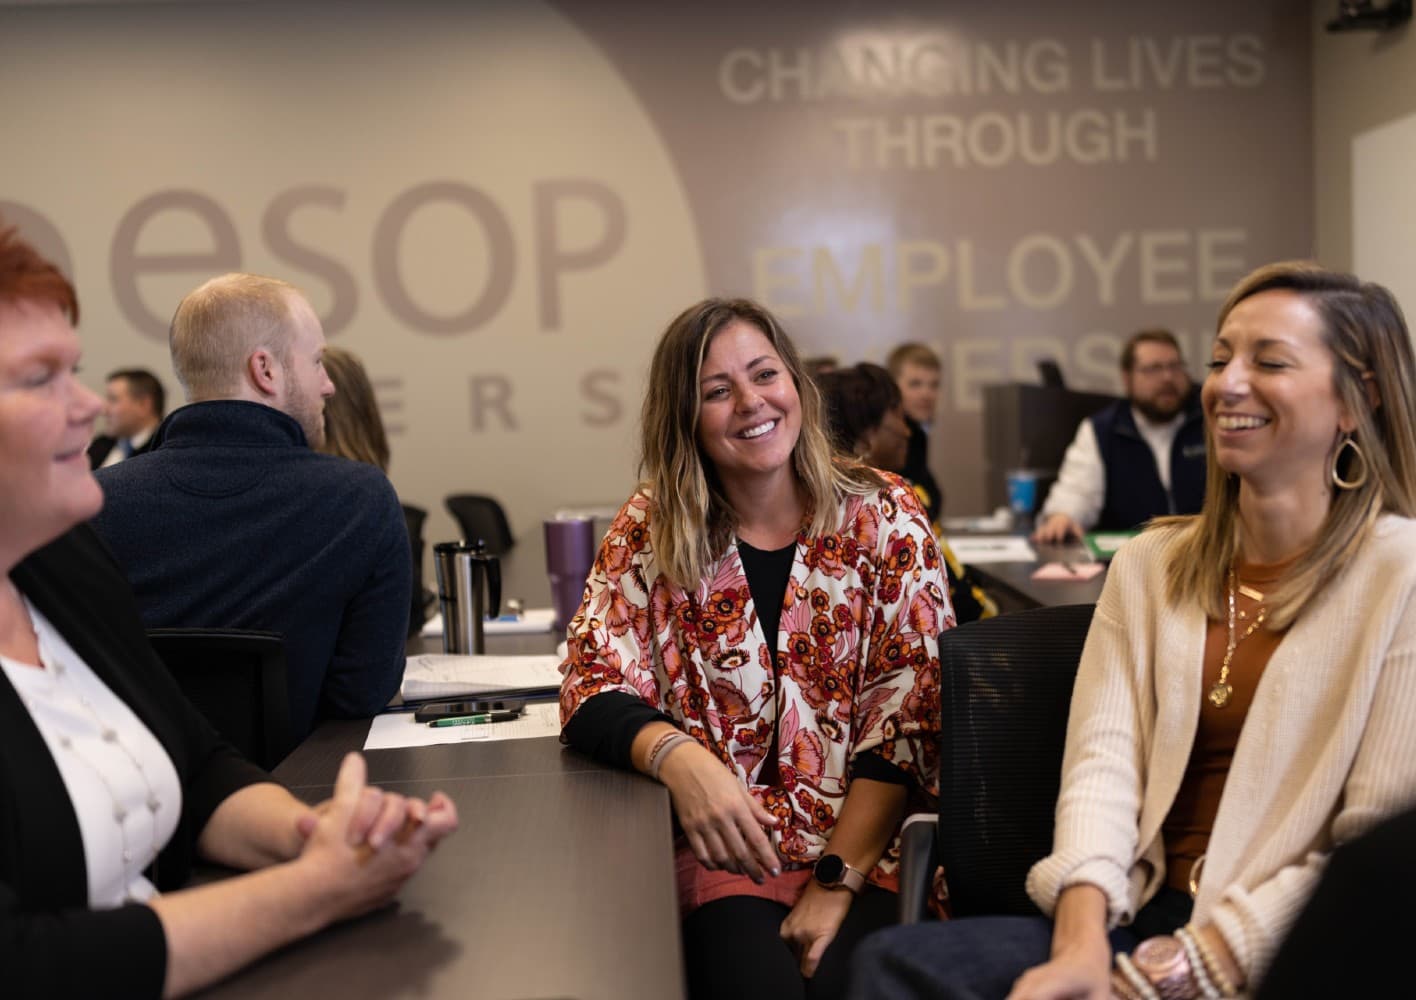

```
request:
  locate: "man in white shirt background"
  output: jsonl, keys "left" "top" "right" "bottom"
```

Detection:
{"left": 86, "top": 368, "right": 165, "bottom": 469}
{"left": 1032, "top": 330, "right": 1206, "bottom": 544}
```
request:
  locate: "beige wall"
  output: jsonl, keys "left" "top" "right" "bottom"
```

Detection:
{"left": 2, "top": 1, "right": 1315, "bottom": 559}
{"left": 1311, "top": 2, "right": 1416, "bottom": 268}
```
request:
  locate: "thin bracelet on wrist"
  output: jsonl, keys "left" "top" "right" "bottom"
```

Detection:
{"left": 1110, "top": 969, "right": 1147, "bottom": 1000}
{"left": 1114, "top": 953, "right": 1163, "bottom": 1000}
{"left": 647, "top": 732, "right": 696, "bottom": 781}
{"left": 643, "top": 730, "right": 679, "bottom": 774}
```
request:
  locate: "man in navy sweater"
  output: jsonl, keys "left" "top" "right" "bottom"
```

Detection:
{"left": 1033, "top": 329, "right": 1206, "bottom": 544}
{"left": 92, "top": 274, "right": 409, "bottom": 740}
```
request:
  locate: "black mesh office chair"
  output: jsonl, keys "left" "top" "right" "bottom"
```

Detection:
{"left": 145, "top": 628, "right": 293, "bottom": 770}
{"left": 444, "top": 494, "right": 514, "bottom": 556}
{"left": 1037, "top": 358, "right": 1066, "bottom": 389}
{"left": 897, "top": 603, "right": 1096, "bottom": 923}
{"left": 402, "top": 503, "right": 434, "bottom": 637}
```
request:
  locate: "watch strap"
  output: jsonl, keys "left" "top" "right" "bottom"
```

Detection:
{"left": 837, "top": 862, "right": 866, "bottom": 893}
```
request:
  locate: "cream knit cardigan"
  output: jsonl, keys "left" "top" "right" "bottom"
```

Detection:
{"left": 1027, "top": 515, "right": 1416, "bottom": 988}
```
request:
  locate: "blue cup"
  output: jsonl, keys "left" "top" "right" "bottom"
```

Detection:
{"left": 1005, "top": 469, "right": 1039, "bottom": 516}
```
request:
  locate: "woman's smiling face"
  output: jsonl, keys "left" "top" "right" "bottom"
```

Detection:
{"left": 0, "top": 299, "right": 104, "bottom": 553}
{"left": 696, "top": 320, "right": 802, "bottom": 489}
{"left": 1203, "top": 288, "right": 1352, "bottom": 492}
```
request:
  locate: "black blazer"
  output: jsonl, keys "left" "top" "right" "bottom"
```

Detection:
{"left": 2, "top": 526, "right": 270, "bottom": 998}
{"left": 901, "top": 416, "right": 943, "bottom": 523}
{"left": 85, "top": 434, "right": 155, "bottom": 470}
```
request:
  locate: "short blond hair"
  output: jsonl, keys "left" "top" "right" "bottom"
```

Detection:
{"left": 886, "top": 342, "right": 941, "bottom": 377}
{"left": 169, "top": 273, "right": 300, "bottom": 401}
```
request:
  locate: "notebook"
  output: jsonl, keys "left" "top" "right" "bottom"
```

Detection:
{"left": 400, "top": 653, "right": 563, "bottom": 702}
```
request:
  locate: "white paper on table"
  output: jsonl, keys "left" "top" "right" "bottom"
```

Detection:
{"left": 419, "top": 608, "right": 556, "bottom": 638}
{"left": 400, "top": 653, "right": 564, "bottom": 701}
{"left": 941, "top": 507, "right": 1014, "bottom": 533}
{"left": 364, "top": 702, "right": 562, "bottom": 749}
{"left": 948, "top": 535, "right": 1037, "bottom": 564}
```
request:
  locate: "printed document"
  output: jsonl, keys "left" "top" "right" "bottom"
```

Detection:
{"left": 364, "top": 702, "right": 562, "bottom": 749}
{"left": 948, "top": 535, "right": 1037, "bottom": 564}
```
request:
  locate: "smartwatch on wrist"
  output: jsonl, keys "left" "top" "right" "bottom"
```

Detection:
{"left": 1130, "top": 935, "right": 1198, "bottom": 999}
{"left": 813, "top": 854, "right": 866, "bottom": 893}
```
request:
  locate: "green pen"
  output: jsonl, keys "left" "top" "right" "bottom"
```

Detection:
{"left": 427, "top": 710, "right": 520, "bottom": 728}
{"left": 428, "top": 714, "right": 493, "bottom": 728}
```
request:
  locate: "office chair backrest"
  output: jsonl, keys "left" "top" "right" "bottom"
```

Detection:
{"left": 1037, "top": 358, "right": 1066, "bottom": 388}
{"left": 444, "top": 493, "right": 514, "bottom": 556}
{"left": 938, "top": 602, "right": 1095, "bottom": 916}
{"left": 146, "top": 628, "right": 292, "bottom": 770}
{"left": 402, "top": 503, "right": 433, "bottom": 636}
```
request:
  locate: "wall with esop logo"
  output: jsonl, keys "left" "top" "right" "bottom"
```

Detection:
{"left": 1, "top": 0, "right": 1314, "bottom": 551}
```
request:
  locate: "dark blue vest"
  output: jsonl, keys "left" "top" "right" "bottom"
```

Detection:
{"left": 1089, "top": 397, "right": 1206, "bottom": 531}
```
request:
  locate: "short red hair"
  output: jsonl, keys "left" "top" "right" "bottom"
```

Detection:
{"left": 0, "top": 219, "right": 79, "bottom": 324}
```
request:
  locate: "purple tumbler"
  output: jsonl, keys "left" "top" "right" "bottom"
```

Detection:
{"left": 545, "top": 516, "right": 597, "bottom": 632}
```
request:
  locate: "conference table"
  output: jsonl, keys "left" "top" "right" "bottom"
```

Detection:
{"left": 201, "top": 521, "right": 1099, "bottom": 998}
{"left": 198, "top": 726, "right": 684, "bottom": 1000}
{"left": 204, "top": 533, "right": 686, "bottom": 1000}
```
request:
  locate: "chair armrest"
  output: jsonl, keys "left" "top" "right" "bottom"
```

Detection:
{"left": 897, "top": 812, "right": 939, "bottom": 926}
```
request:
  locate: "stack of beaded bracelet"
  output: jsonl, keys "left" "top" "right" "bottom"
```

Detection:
{"left": 1179, "top": 925, "right": 1239, "bottom": 997}
{"left": 646, "top": 730, "right": 696, "bottom": 781}
{"left": 1174, "top": 928, "right": 1222, "bottom": 999}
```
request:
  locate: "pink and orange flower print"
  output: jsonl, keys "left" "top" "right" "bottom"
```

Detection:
{"left": 559, "top": 476, "right": 952, "bottom": 891}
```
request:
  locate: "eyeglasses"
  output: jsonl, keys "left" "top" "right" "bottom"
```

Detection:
{"left": 1132, "top": 361, "right": 1188, "bottom": 377}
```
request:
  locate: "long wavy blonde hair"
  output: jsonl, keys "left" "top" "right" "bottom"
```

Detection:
{"left": 640, "top": 298, "right": 883, "bottom": 590}
{"left": 1159, "top": 261, "right": 1416, "bottom": 628}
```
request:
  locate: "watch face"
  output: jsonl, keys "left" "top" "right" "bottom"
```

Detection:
{"left": 1132, "top": 936, "right": 1186, "bottom": 977}
{"left": 814, "top": 854, "right": 844, "bottom": 885}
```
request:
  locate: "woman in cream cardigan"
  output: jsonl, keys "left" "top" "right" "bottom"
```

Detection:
{"left": 853, "top": 261, "right": 1416, "bottom": 1000}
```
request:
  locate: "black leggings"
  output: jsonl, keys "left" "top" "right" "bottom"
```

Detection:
{"left": 681, "top": 887, "right": 898, "bottom": 1000}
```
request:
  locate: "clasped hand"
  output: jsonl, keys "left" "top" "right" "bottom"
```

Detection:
{"left": 658, "top": 741, "right": 781, "bottom": 884}
{"left": 296, "top": 752, "right": 459, "bottom": 919}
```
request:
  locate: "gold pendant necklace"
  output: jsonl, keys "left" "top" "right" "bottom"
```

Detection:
{"left": 1211, "top": 566, "right": 1266, "bottom": 708}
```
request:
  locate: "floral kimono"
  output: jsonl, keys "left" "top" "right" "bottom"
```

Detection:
{"left": 560, "top": 478, "right": 951, "bottom": 894}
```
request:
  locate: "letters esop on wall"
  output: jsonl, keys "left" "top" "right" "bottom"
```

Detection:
{"left": 2, "top": 0, "right": 1310, "bottom": 525}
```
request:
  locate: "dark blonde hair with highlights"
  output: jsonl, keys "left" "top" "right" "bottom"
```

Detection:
{"left": 1158, "top": 261, "right": 1416, "bottom": 628}
{"left": 319, "top": 346, "right": 391, "bottom": 473}
{"left": 639, "top": 298, "right": 883, "bottom": 589}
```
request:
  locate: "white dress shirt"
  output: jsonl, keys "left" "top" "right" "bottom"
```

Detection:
{"left": 0, "top": 600, "right": 182, "bottom": 907}
{"left": 98, "top": 425, "right": 156, "bottom": 468}
{"left": 1039, "top": 407, "right": 1185, "bottom": 530}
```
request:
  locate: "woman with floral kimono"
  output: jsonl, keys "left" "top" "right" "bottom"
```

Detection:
{"left": 559, "top": 298, "right": 951, "bottom": 1000}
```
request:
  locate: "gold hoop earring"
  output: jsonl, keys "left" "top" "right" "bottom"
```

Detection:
{"left": 1332, "top": 432, "right": 1370, "bottom": 491}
